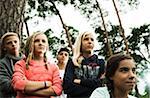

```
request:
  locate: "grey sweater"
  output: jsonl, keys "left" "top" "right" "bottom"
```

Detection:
{"left": 0, "top": 54, "right": 22, "bottom": 98}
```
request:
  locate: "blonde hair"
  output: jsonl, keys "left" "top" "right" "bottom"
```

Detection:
{"left": 24, "top": 31, "right": 49, "bottom": 69}
{"left": 0, "top": 32, "right": 19, "bottom": 58}
{"left": 72, "top": 31, "right": 96, "bottom": 67}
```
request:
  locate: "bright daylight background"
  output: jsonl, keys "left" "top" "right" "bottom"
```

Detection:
{"left": 23, "top": 0, "right": 150, "bottom": 95}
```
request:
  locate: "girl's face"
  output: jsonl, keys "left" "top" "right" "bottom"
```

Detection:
{"left": 33, "top": 34, "right": 48, "bottom": 56}
{"left": 81, "top": 33, "right": 94, "bottom": 54}
{"left": 4, "top": 35, "right": 20, "bottom": 56}
{"left": 57, "top": 51, "right": 69, "bottom": 64}
{"left": 111, "top": 59, "right": 137, "bottom": 92}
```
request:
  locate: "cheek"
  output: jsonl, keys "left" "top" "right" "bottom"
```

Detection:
{"left": 112, "top": 74, "right": 127, "bottom": 85}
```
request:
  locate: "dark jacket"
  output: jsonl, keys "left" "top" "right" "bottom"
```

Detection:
{"left": 63, "top": 54, "right": 105, "bottom": 98}
{"left": 0, "top": 54, "right": 23, "bottom": 98}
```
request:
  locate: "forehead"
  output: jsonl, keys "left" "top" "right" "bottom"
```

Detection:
{"left": 84, "top": 33, "right": 93, "bottom": 38}
{"left": 34, "top": 34, "right": 47, "bottom": 40}
{"left": 118, "top": 59, "right": 136, "bottom": 68}
{"left": 4, "top": 35, "right": 19, "bottom": 42}
{"left": 82, "top": 34, "right": 94, "bottom": 41}
{"left": 58, "top": 51, "right": 69, "bottom": 54}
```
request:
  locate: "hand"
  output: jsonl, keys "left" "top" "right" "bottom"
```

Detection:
{"left": 45, "top": 81, "right": 52, "bottom": 88}
{"left": 73, "top": 79, "right": 81, "bottom": 84}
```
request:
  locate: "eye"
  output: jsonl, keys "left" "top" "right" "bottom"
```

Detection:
{"left": 34, "top": 39, "right": 39, "bottom": 42}
{"left": 42, "top": 39, "right": 46, "bottom": 43}
{"left": 60, "top": 53, "right": 63, "bottom": 55}
{"left": 84, "top": 38, "right": 89, "bottom": 40}
{"left": 64, "top": 53, "right": 68, "bottom": 56}
{"left": 6, "top": 41, "right": 12, "bottom": 45}
{"left": 119, "top": 67, "right": 129, "bottom": 73}
{"left": 14, "top": 40, "right": 17, "bottom": 43}
{"left": 91, "top": 38, "right": 94, "bottom": 41}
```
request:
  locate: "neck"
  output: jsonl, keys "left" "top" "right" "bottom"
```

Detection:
{"left": 57, "top": 62, "right": 66, "bottom": 70}
{"left": 82, "top": 52, "right": 92, "bottom": 58}
{"left": 112, "top": 88, "right": 128, "bottom": 98}
{"left": 7, "top": 53, "right": 19, "bottom": 57}
{"left": 33, "top": 54, "right": 44, "bottom": 61}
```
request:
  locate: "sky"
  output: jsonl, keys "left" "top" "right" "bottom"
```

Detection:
{"left": 24, "top": 0, "right": 150, "bottom": 35}
{"left": 24, "top": 0, "right": 150, "bottom": 57}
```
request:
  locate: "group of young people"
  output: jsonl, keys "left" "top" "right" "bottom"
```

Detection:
{"left": 0, "top": 31, "right": 137, "bottom": 98}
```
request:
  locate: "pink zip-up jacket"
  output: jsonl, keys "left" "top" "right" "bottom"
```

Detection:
{"left": 12, "top": 59, "right": 62, "bottom": 98}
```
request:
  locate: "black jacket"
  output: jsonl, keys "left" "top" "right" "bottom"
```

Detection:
{"left": 63, "top": 54, "right": 105, "bottom": 98}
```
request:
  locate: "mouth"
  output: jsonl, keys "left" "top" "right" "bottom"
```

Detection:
{"left": 12, "top": 47, "right": 17, "bottom": 50}
{"left": 126, "top": 81, "right": 136, "bottom": 86}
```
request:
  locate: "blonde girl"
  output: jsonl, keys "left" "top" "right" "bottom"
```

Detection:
{"left": 12, "top": 32, "right": 62, "bottom": 98}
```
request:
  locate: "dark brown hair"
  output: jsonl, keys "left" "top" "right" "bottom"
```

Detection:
{"left": 105, "top": 54, "right": 134, "bottom": 96}
{"left": 106, "top": 54, "right": 133, "bottom": 78}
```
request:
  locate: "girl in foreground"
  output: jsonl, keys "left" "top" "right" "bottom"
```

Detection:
{"left": 90, "top": 54, "right": 137, "bottom": 98}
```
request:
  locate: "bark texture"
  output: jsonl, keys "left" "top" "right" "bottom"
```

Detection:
{"left": 0, "top": 0, "right": 26, "bottom": 38}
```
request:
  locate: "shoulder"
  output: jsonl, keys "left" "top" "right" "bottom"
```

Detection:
{"left": 93, "top": 54, "right": 105, "bottom": 64}
{"left": 15, "top": 59, "right": 26, "bottom": 67}
{"left": 47, "top": 61, "right": 59, "bottom": 69}
{"left": 16, "top": 59, "right": 25, "bottom": 64}
{"left": 0, "top": 56, "right": 9, "bottom": 64}
{"left": 90, "top": 87, "right": 110, "bottom": 98}
{"left": 128, "top": 95, "right": 137, "bottom": 98}
{"left": 93, "top": 87, "right": 109, "bottom": 94}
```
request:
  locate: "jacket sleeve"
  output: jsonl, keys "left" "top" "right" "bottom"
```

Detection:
{"left": 63, "top": 59, "right": 92, "bottom": 96}
{"left": 0, "top": 62, "right": 15, "bottom": 94}
{"left": 80, "top": 59, "right": 105, "bottom": 88}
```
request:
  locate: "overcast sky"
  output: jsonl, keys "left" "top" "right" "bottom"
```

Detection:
{"left": 24, "top": 0, "right": 150, "bottom": 35}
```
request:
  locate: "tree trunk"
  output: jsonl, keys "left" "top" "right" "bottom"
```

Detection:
{"left": 0, "top": 0, "right": 26, "bottom": 56}
{"left": 96, "top": 0, "right": 112, "bottom": 57}
{"left": 111, "top": 0, "right": 129, "bottom": 54}
{"left": 50, "top": 1, "right": 73, "bottom": 51}
{"left": 0, "top": 0, "right": 26, "bottom": 38}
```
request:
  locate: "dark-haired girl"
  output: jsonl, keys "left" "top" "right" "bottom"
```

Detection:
{"left": 90, "top": 54, "right": 137, "bottom": 98}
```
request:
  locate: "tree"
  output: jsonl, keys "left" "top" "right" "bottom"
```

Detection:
{"left": 0, "top": 0, "right": 26, "bottom": 55}
{"left": 26, "top": 0, "right": 74, "bottom": 50}
{"left": 0, "top": 0, "right": 26, "bottom": 37}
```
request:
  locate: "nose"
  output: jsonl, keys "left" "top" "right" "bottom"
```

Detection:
{"left": 88, "top": 39, "right": 92, "bottom": 44}
{"left": 129, "top": 71, "right": 136, "bottom": 80}
{"left": 39, "top": 41, "right": 43, "bottom": 45}
{"left": 62, "top": 54, "right": 66, "bottom": 58}
{"left": 12, "top": 42, "right": 16, "bottom": 47}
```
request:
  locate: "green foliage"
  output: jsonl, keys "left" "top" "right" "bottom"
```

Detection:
{"left": 44, "top": 29, "right": 60, "bottom": 57}
{"left": 26, "top": 0, "right": 69, "bottom": 18}
{"left": 128, "top": 24, "right": 150, "bottom": 64}
{"left": 44, "top": 26, "right": 78, "bottom": 57}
